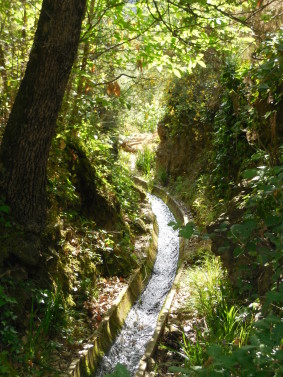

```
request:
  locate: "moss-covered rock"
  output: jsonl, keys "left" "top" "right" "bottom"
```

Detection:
{"left": 66, "top": 137, "right": 120, "bottom": 228}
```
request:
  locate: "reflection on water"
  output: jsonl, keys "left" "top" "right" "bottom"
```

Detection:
{"left": 95, "top": 194, "right": 179, "bottom": 376}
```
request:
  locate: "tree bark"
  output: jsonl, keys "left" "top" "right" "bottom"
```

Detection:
{"left": 0, "top": 0, "right": 86, "bottom": 232}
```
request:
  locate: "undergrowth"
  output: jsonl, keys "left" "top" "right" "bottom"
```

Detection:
{"left": 136, "top": 147, "right": 156, "bottom": 177}
{"left": 0, "top": 279, "right": 66, "bottom": 376}
{"left": 155, "top": 31, "right": 283, "bottom": 376}
{"left": 168, "top": 249, "right": 254, "bottom": 376}
{"left": 165, "top": 145, "right": 283, "bottom": 376}
{"left": 0, "top": 125, "right": 143, "bottom": 375}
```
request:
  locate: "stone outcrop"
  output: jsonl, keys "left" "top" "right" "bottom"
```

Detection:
{"left": 156, "top": 121, "right": 209, "bottom": 180}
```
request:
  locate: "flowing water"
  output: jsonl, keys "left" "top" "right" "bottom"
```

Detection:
{"left": 95, "top": 194, "right": 179, "bottom": 376}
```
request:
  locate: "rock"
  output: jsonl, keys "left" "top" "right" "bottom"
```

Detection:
{"left": 147, "top": 357, "right": 156, "bottom": 370}
{"left": 183, "top": 324, "right": 192, "bottom": 333}
{"left": 142, "top": 209, "right": 154, "bottom": 224}
{"left": 0, "top": 227, "right": 41, "bottom": 267}
{"left": 133, "top": 218, "right": 148, "bottom": 234}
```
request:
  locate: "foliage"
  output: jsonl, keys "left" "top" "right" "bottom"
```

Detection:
{"left": 210, "top": 61, "right": 252, "bottom": 197}
{"left": 211, "top": 30, "right": 283, "bottom": 196}
{"left": 0, "top": 0, "right": 282, "bottom": 375}
{"left": 205, "top": 312, "right": 283, "bottom": 377}
{"left": 168, "top": 145, "right": 283, "bottom": 375}
{"left": 167, "top": 250, "right": 254, "bottom": 376}
{"left": 0, "top": 0, "right": 40, "bottom": 128}
{"left": 158, "top": 29, "right": 282, "bottom": 202}
{"left": 105, "top": 363, "right": 131, "bottom": 377}
{"left": 171, "top": 173, "right": 223, "bottom": 228}
{"left": 187, "top": 253, "right": 251, "bottom": 344}
{"left": 244, "top": 30, "right": 283, "bottom": 139}
{"left": 174, "top": 310, "right": 283, "bottom": 376}
{"left": 0, "top": 279, "right": 65, "bottom": 376}
{"left": 136, "top": 147, "right": 156, "bottom": 176}
{"left": 118, "top": 73, "right": 166, "bottom": 133}
{"left": 213, "top": 148, "right": 283, "bottom": 296}
{"left": 0, "top": 199, "right": 11, "bottom": 228}
{"left": 158, "top": 59, "right": 282, "bottom": 377}
{"left": 161, "top": 65, "right": 219, "bottom": 138}
{"left": 179, "top": 331, "right": 206, "bottom": 368}
{"left": 0, "top": 284, "right": 20, "bottom": 356}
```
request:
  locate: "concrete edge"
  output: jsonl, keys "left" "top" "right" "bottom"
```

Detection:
{"left": 133, "top": 176, "right": 191, "bottom": 377}
{"left": 68, "top": 176, "right": 191, "bottom": 377}
{"left": 68, "top": 218, "right": 159, "bottom": 377}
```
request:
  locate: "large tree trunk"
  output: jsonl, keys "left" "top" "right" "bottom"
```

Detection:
{"left": 0, "top": 0, "right": 86, "bottom": 233}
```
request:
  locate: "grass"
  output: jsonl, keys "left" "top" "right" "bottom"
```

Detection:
{"left": 0, "top": 280, "right": 66, "bottom": 376}
{"left": 136, "top": 147, "right": 155, "bottom": 176}
{"left": 173, "top": 249, "right": 254, "bottom": 373}
{"left": 179, "top": 331, "right": 207, "bottom": 367}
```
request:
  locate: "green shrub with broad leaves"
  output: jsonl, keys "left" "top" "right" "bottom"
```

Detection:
{"left": 167, "top": 32, "right": 283, "bottom": 371}
{"left": 169, "top": 147, "right": 283, "bottom": 376}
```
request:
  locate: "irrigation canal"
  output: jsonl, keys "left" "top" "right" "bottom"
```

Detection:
{"left": 95, "top": 194, "right": 179, "bottom": 376}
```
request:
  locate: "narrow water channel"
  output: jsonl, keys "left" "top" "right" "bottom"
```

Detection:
{"left": 95, "top": 194, "right": 179, "bottom": 376}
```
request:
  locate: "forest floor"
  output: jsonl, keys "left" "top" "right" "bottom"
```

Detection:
{"left": 51, "top": 231, "right": 154, "bottom": 376}
{"left": 49, "top": 277, "right": 128, "bottom": 375}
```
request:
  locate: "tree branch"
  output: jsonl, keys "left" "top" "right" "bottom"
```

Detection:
{"left": 80, "top": 1, "right": 126, "bottom": 42}
{"left": 92, "top": 73, "right": 150, "bottom": 86}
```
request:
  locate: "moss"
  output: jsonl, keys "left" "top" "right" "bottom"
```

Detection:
{"left": 65, "top": 137, "right": 120, "bottom": 227}
{"left": 0, "top": 226, "right": 41, "bottom": 268}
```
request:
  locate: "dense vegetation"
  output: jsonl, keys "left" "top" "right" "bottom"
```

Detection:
{"left": 0, "top": 0, "right": 282, "bottom": 376}
{"left": 152, "top": 13, "right": 283, "bottom": 377}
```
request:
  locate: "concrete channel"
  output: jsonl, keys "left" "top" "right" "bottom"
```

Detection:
{"left": 68, "top": 177, "right": 190, "bottom": 377}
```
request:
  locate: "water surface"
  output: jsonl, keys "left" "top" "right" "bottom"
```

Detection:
{"left": 95, "top": 194, "right": 179, "bottom": 376}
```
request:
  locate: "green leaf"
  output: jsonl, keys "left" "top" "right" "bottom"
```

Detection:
{"left": 273, "top": 165, "right": 283, "bottom": 174}
{"left": 168, "top": 221, "right": 182, "bottom": 230}
{"left": 179, "top": 226, "right": 193, "bottom": 239}
{"left": 251, "top": 152, "right": 264, "bottom": 161}
{"left": 243, "top": 169, "right": 258, "bottom": 179}
{"left": 197, "top": 60, "right": 206, "bottom": 68}
{"left": 179, "top": 222, "right": 196, "bottom": 239}
{"left": 265, "top": 290, "right": 283, "bottom": 305}
{"left": 105, "top": 363, "right": 131, "bottom": 377}
{"left": 173, "top": 68, "right": 182, "bottom": 78}
{"left": 234, "top": 246, "right": 243, "bottom": 257}
{"left": 0, "top": 205, "right": 10, "bottom": 214}
{"left": 169, "top": 366, "right": 192, "bottom": 375}
{"left": 264, "top": 215, "right": 282, "bottom": 227}
{"left": 259, "top": 83, "right": 269, "bottom": 90}
{"left": 264, "top": 111, "right": 272, "bottom": 119}
{"left": 231, "top": 220, "right": 257, "bottom": 241}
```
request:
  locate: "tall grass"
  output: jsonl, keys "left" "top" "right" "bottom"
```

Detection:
{"left": 136, "top": 147, "right": 155, "bottom": 176}
{"left": 175, "top": 250, "right": 253, "bottom": 372}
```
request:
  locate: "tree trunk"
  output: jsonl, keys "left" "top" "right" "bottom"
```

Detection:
{"left": 0, "top": 0, "right": 86, "bottom": 233}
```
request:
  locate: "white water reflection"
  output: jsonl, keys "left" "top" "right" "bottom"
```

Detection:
{"left": 95, "top": 194, "right": 179, "bottom": 376}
